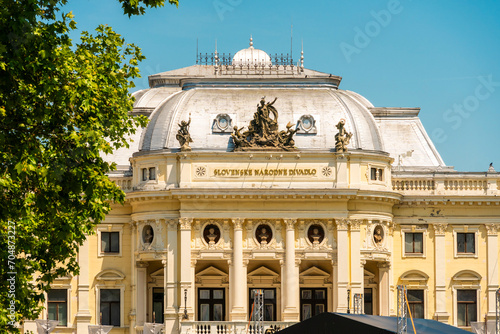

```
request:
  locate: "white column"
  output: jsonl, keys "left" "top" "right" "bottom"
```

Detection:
{"left": 136, "top": 261, "right": 149, "bottom": 326}
{"left": 349, "top": 220, "right": 363, "bottom": 299}
{"left": 485, "top": 224, "right": 499, "bottom": 319}
{"left": 378, "top": 262, "right": 390, "bottom": 316}
{"left": 432, "top": 223, "right": 449, "bottom": 322}
{"left": 230, "top": 218, "right": 247, "bottom": 320}
{"left": 179, "top": 218, "right": 194, "bottom": 319}
{"left": 336, "top": 218, "right": 349, "bottom": 313}
{"left": 282, "top": 219, "right": 299, "bottom": 321}
{"left": 165, "top": 220, "right": 178, "bottom": 324}
{"left": 387, "top": 222, "right": 396, "bottom": 316}
{"left": 75, "top": 236, "right": 92, "bottom": 333}
{"left": 130, "top": 221, "right": 137, "bottom": 334}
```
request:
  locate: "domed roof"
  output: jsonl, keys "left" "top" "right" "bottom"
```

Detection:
{"left": 232, "top": 37, "right": 272, "bottom": 66}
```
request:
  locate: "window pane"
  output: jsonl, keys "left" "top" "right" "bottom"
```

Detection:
{"left": 302, "top": 304, "right": 312, "bottom": 320}
{"left": 142, "top": 168, "right": 148, "bottom": 181}
{"left": 371, "top": 168, "right": 377, "bottom": 180}
{"left": 466, "top": 233, "right": 475, "bottom": 253}
{"left": 101, "top": 232, "right": 110, "bottom": 252}
{"left": 264, "top": 290, "right": 274, "bottom": 299}
{"left": 149, "top": 167, "right": 156, "bottom": 180}
{"left": 48, "top": 303, "right": 57, "bottom": 321}
{"left": 213, "top": 304, "right": 223, "bottom": 321}
{"left": 315, "top": 290, "right": 325, "bottom": 300}
{"left": 58, "top": 304, "right": 67, "bottom": 326}
{"left": 457, "top": 233, "right": 465, "bottom": 253}
{"left": 101, "top": 303, "right": 110, "bottom": 325}
{"left": 414, "top": 233, "right": 423, "bottom": 253}
{"left": 467, "top": 303, "right": 477, "bottom": 324}
{"left": 457, "top": 304, "right": 466, "bottom": 326}
{"left": 48, "top": 290, "right": 67, "bottom": 302}
{"left": 458, "top": 290, "right": 476, "bottom": 302}
{"left": 405, "top": 233, "right": 413, "bottom": 253}
{"left": 153, "top": 301, "right": 163, "bottom": 323}
{"left": 110, "top": 232, "right": 119, "bottom": 253}
{"left": 200, "top": 290, "right": 210, "bottom": 299}
{"left": 407, "top": 290, "right": 423, "bottom": 302}
{"left": 412, "top": 304, "right": 424, "bottom": 319}
{"left": 200, "top": 304, "right": 210, "bottom": 321}
{"left": 213, "top": 290, "right": 223, "bottom": 299}
{"left": 101, "top": 289, "right": 120, "bottom": 302}
{"left": 264, "top": 304, "right": 274, "bottom": 321}
{"left": 302, "top": 290, "right": 312, "bottom": 299}
{"left": 110, "top": 302, "right": 120, "bottom": 326}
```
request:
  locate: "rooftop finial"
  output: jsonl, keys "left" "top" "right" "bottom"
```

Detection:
{"left": 300, "top": 40, "right": 304, "bottom": 70}
{"left": 249, "top": 35, "right": 253, "bottom": 48}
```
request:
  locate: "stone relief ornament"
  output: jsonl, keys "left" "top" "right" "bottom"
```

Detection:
{"left": 203, "top": 224, "right": 221, "bottom": 247}
{"left": 176, "top": 114, "right": 193, "bottom": 151}
{"left": 335, "top": 119, "right": 353, "bottom": 153}
{"left": 296, "top": 114, "right": 317, "bottom": 134}
{"left": 195, "top": 166, "right": 207, "bottom": 178}
{"left": 231, "top": 97, "right": 298, "bottom": 151}
{"left": 321, "top": 166, "right": 333, "bottom": 177}
{"left": 212, "top": 113, "right": 233, "bottom": 133}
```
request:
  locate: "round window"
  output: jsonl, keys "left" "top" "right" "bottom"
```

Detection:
{"left": 218, "top": 117, "right": 228, "bottom": 129}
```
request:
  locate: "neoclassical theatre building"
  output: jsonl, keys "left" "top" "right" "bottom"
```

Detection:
{"left": 24, "top": 40, "right": 500, "bottom": 334}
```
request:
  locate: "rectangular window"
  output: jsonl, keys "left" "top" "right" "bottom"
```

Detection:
{"left": 198, "top": 288, "right": 225, "bottom": 321}
{"left": 457, "top": 233, "right": 475, "bottom": 254}
{"left": 48, "top": 289, "right": 67, "bottom": 326}
{"left": 101, "top": 232, "right": 119, "bottom": 253}
{"left": 249, "top": 288, "right": 276, "bottom": 321}
{"left": 149, "top": 167, "right": 156, "bottom": 180}
{"left": 370, "top": 168, "right": 383, "bottom": 181}
{"left": 300, "top": 288, "right": 327, "bottom": 321}
{"left": 142, "top": 168, "right": 148, "bottom": 181}
{"left": 457, "top": 290, "right": 477, "bottom": 327}
{"left": 405, "top": 232, "right": 423, "bottom": 254}
{"left": 101, "top": 289, "right": 120, "bottom": 326}
{"left": 407, "top": 290, "right": 424, "bottom": 319}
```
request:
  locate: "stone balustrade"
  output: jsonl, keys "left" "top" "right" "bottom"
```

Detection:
{"left": 392, "top": 174, "right": 499, "bottom": 196}
{"left": 179, "top": 321, "right": 295, "bottom": 334}
{"left": 110, "top": 176, "right": 133, "bottom": 192}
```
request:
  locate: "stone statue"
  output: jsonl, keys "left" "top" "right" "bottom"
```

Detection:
{"left": 311, "top": 227, "right": 321, "bottom": 244}
{"left": 176, "top": 114, "right": 193, "bottom": 151}
{"left": 373, "top": 226, "right": 383, "bottom": 245}
{"left": 259, "top": 227, "right": 269, "bottom": 244}
{"left": 232, "top": 98, "right": 297, "bottom": 151}
{"left": 335, "top": 119, "right": 352, "bottom": 153}
{"left": 143, "top": 225, "right": 154, "bottom": 244}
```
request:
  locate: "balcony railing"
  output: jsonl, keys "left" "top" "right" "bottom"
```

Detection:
{"left": 179, "top": 321, "right": 295, "bottom": 334}
{"left": 392, "top": 175, "right": 499, "bottom": 196}
{"left": 110, "top": 176, "right": 133, "bottom": 193}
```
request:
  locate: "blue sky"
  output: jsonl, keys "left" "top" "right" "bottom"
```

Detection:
{"left": 66, "top": 0, "right": 500, "bottom": 172}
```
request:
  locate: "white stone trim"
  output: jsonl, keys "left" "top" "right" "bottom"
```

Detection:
{"left": 95, "top": 285, "right": 125, "bottom": 328}
{"left": 452, "top": 226, "right": 479, "bottom": 259}
{"left": 97, "top": 225, "right": 123, "bottom": 257}
{"left": 400, "top": 226, "right": 427, "bottom": 258}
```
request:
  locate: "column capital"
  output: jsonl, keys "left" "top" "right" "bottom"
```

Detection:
{"left": 432, "top": 223, "right": 448, "bottom": 236}
{"left": 232, "top": 218, "right": 244, "bottom": 230}
{"left": 162, "top": 259, "right": 167, "bottom": 267}
{"left": 179, "top": 217, "right": 193, "bottom": 230}
{"left": 166, "top": 219, "right": 178, "bottom": 230}
{"left": 484, "top": 223, "right": 499, "bottom": 236}
{"left": 377, "top": 262, "right": 391, "bottom": 270}
{"left": 349, "top": 219, "right": 361, "bottom": 231}
{"left": 335, "top": 218, "right": 349, "bottom": 230}
{"left": 137, "top": 261, "right": 149, "bottom": 268}
{"left": 191, "top": 259, "right": 197, "bottom": 268}
{"left": 283, "top": 218, "right": 297, "bottom": 230}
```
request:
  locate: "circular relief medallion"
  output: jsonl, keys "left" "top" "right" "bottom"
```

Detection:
{"left": 322, "top": 166, "right": 332, "bottom": 177}
{"left": 307, "top": 224, "right": 325, "bottom": 245}
{"left": 195, "top": 166, "right": 207, "bottom": 177}
{"left": 203, "top": 224, "right": 221, "bottom": 245}
{"left": 255, "top": 224, "right": 273, "bottom": 245}
{"left": 142, "top": 225, "right": 154, "bottom": 244}
{"left": 373, "top": 225, "right": 384, "bottom": 245}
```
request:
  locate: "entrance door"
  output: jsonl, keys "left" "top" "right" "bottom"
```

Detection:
{"left": 152, "top": 288, "right": 164, "bottom": 323}
{"left": 249, "top": 288, "right": 277, "bottom": 321}
{"left": 364, "top": 288, "right": 373, "bottom": 315}
{"left": 300, "top": 288, "right": 327, "bottom": 320}
{"left": 198, "top": 288, "right": 225, "bottom": 321}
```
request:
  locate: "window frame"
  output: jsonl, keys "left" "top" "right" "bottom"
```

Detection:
{"left": 97, "top": 225, "right": 123, "bottom": 257}
{"left": 46, "top": 288, "right": 70, "bottom": 327}
{"left": 455, "top": 289, "right": 479, "bottom": 327}
{"left": 453, "top": 226, "right": 479, "bottom": 258}
{"left": 406, "top": 289, "right": 425, "bottom": 319}
{"left": 401, "top": 227, "right": 427, "bottom": 258}
{"left": 366, "top": 164, "right": 386, "bottom": 185}
{"left": 96, "top": 286, "right": 125, "bottom": 328}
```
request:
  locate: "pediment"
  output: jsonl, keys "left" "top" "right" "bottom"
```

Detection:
{"left": 400, "top": 270, "right": 429, "bottom": 281}
{"left": 196, "top": 266, "right": 228, "bottom": 278}
{"left": 300, "top": 266, "right": 329, "bottom": 278}
{"left": 96, "top": 269, "right": 125, "bottom": 281}
{"left": 364, "top": 269, "right": 375, "bottom": 279}
{"left": 248, "top": 266, "right": 279, "bottom": 277}
{"left": 453, "top": 270, "right": 481, "bottom": 281}
{"left": 151, "top": 268, "right": 164, "bottom": 278}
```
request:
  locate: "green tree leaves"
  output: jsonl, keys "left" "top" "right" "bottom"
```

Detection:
{"left": 0, "top": 0, "right": 176, "bottom": 331}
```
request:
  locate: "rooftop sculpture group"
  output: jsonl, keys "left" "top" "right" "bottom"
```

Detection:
{"left": 232, "top": 97, "right": 297, "bottom": 151}
{"left": 335, "top": 119, "right": 352, "bottom": 153}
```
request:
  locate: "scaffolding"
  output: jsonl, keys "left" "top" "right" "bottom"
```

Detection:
{"left": 252, "top": 289, "right": 264, "bottom": 334}
{"left": 496, "top": 288, "right": 500, "bottom": 334}
{"left": 397, "top": 285, "right": 408, "bottom": 334}
{"left": 353, "top": 293, "right": 363, "bottom": 314}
